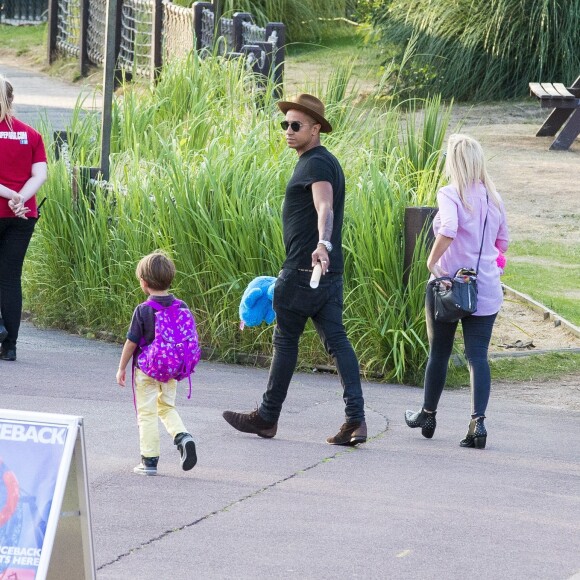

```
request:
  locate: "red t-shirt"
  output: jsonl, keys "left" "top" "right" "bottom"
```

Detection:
{"left": 0, "top": 117, "right": 47, "bottom": 218}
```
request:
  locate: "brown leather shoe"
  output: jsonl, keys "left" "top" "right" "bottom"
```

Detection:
{"left": 222, "top": 409, "right": 278, "bottom": 438}
{"left": 326, "top": 421, "right": 367, "bottom": 446}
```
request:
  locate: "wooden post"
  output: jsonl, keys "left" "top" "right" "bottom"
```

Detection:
{"left": 403, "top": 206, "right": 438, "bottom": 287}
{"left": 79, "top": 0, "right": 89, "bottom": 77}
{"left": 114, "top": 0, "right": 124, "bottom": 85}
{"left": 193, "top": 2, "right": 213, "bottom": 52}
{"left": 232, "top": 12, "right": 252, "bottom": 52}
{"left": 151, "top": 0, "right": 163, "bottom": 83}
{"left": 265, "top": 22, "right": 285, "bottom": 98}
{"left": 47, "top": 0, "right": 59, "bottom": 64}
{"left": 100, "top": 0, "right": 120, "bottom": 182}
{"left": 53, "top": 131, "right": 69, "bottom": 160}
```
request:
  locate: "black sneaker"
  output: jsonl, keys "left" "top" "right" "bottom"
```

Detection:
{"left": 326, "top": 421, "right": 367, "bottom": 446}
{"left": 133, "top": 456, "right": 158, "bottom": 476}
{"left": 175, "top": 434, "right": 197, "bottom": 471}
{"left": 0, "top": 348, "right": 16, "bottom": 362}
{"left": 222, "top": 408, "right": 278, "bottom": 438}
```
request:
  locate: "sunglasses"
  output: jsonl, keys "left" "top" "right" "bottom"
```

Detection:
{"left": 280, "top": 120, "right": 310, "bottom": 132}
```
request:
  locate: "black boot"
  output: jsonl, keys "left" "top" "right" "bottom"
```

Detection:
{"left": 0, "top": 347, "right": 16, "bottom": 361}
{"left": 460, "top": 416, "right": 487, "bottom": 449}
{"left": 404, "top": 409, "right": 437, "bottom": 439}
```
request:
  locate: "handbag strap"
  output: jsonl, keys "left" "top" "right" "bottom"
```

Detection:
{"left": 475, "top": 192, "right": 489, "bottom": 275}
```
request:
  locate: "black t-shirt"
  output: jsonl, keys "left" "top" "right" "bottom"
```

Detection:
{"left": 282, "top": 145, "right": 345, "bottom": 272}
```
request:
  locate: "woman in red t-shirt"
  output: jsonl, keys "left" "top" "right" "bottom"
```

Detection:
{"left": 0, "top": 74, "right": 48, "bottom": 361}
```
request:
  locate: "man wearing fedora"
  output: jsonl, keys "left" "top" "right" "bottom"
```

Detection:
{"left": 223, "top": 94, "right": 367, "bottom": 446}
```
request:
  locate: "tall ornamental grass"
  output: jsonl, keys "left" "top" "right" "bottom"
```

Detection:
{"left": 170, "top": 0, "right": 350, "bottom": 42}
{"left": 220, "top": 0, "right": 349, "bottom": 42}
{"left": 374, "top": 0, "right": 580, "bottom": 100}
{"left": 24, "top": 51, "right": 450, "bottom": 383}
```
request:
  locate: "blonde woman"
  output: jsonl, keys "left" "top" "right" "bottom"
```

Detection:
{"left": 405, "top": 134, "right": 509, "bottom": 448}
{"left": 0, "top": 74, "right": 48, "bottom": 361}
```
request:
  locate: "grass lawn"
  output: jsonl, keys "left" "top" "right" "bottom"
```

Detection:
{"left": 0, "top": 22, "right": 46, "bottom": 58}
{"left": 284, "top": 25, "right": 384, "bottom": 95}
{"left": 504, "top": 242, "right": 580, "bottom": 326}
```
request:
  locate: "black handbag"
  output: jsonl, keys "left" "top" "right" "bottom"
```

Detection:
{"left": 432, "top": 195, "right": 489, "bottom": 323}
{"left": 433, "top": 268, "right": 478, "bottom": 322}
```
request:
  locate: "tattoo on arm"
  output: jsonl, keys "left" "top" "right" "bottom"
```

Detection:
{"left": 323, "top": 211, "right": 334, "bottom": 241}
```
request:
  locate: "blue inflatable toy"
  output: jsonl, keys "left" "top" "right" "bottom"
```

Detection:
{"left": 239, "top": 276, "right": 277, "bottom": 328}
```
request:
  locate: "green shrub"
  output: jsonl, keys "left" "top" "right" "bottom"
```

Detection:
{"left": 372, "top": 0, "right": 580, "bottom": 100}
{"left": 24, "top": 51, "right": 450, "bottom": 382}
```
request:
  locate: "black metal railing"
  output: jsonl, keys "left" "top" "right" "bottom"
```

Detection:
{"left": 1, "top": 0, "right": 48, "bottom": 22}
{"left": 48, "top": 0, "right": 285, "bottom": 90}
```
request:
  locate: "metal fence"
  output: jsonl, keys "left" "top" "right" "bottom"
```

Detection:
{"left": 1, "top": 0, "right": 48, "bottom": 22}
{"left": 48, "top": 0, "right": 285, "bottom": 88}
{"left": 193, "top": 2, "right": 284, "bottom": 90}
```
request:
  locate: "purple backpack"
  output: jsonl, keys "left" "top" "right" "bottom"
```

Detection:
{"left": 137, "top": 299, "right": 201, "bottom": 398}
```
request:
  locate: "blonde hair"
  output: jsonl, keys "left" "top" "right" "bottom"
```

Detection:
{"left": 0, "top": 74, "right": 14, "bottom": 123}
{"left": 136, "top": 250, "right": 176, "bottom": 291}
{"left": 445, "top": 134, "right": 500, "bottom": 208}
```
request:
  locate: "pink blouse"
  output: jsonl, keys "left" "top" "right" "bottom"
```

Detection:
{"left": 432, "top": 183, "right": 509, "bottom": 316}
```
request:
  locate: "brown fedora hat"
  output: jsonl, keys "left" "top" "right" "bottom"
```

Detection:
{"left": 277, "top": 93, "right": 333, "bottom": 133}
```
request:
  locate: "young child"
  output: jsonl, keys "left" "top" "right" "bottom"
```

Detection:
{"left": 116, "top": 251, "right": 198, "bottom": 476}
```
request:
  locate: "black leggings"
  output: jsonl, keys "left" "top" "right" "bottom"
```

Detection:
{"left": 423, "top": 281, "right": 497, "bottom": 417}
{"left": 0, "top": 217, "right": 37, "bottom": 350}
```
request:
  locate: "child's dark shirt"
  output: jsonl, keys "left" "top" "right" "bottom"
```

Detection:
{"left": 127, "top": 294, "right": 190, "bottom": 361}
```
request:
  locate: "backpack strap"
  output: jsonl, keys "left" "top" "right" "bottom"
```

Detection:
{"left": 475, "top": 193, "right": 489, "bottom": 275}
{"left": 143, "top": 299, "right": 172, "bottom": 311}
{"left": 142, "top": 298, "right": 183, "bottom": 316}
{"left": 132, "top": 300, "right": 169, "bottom": 409}
{"left": 131, "top": 362, "right": 137, "bottom": 413}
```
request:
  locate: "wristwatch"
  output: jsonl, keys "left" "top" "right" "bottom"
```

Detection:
{"left": 318, "top": 240, "right": 333, "bottom": 253}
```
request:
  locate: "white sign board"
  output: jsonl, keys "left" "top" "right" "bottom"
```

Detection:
{"left": 0, "top": 409, "right": 95, "bottom": 579}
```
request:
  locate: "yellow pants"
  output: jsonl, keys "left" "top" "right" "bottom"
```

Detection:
{"left": 134, "top": 367, "right": 187, "bottom": 458}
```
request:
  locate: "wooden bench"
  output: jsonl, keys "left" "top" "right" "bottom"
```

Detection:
{"left": 529, "top": 76, "right": 580, "bottom": 150}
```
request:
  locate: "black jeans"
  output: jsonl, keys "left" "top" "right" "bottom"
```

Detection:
{"left": 259, "top": 268, "right": 365, "bottom": 424}
{"left": 423, "top": 281, "right": 497, "bottom": 417}
{"left": 0, "top": 217, "right": 37, "bottom": 350}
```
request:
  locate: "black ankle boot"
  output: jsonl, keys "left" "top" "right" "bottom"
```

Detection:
{"left": 460, "top": 416, "right": 487, "bottom": 449}
{"left": 404, "top": 409, "right": 437, "bottom": 439}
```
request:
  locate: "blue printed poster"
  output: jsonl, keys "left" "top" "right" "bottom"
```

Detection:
{"left": 0, "top": 419, "right": 68, "bottom": 579}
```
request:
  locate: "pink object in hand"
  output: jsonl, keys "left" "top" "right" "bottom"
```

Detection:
{"left": 496, "top": 251, "right": 507, "bottom": 274}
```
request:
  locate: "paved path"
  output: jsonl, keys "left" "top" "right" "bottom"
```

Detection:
{"left": 1, "top": 60, "right": 580, "bottom": 579}
{"left": 2, "top": 322, "right": 580, "bottom": 579}
{"left": 0, "top": 59, "right": 100, "bottom": 130}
